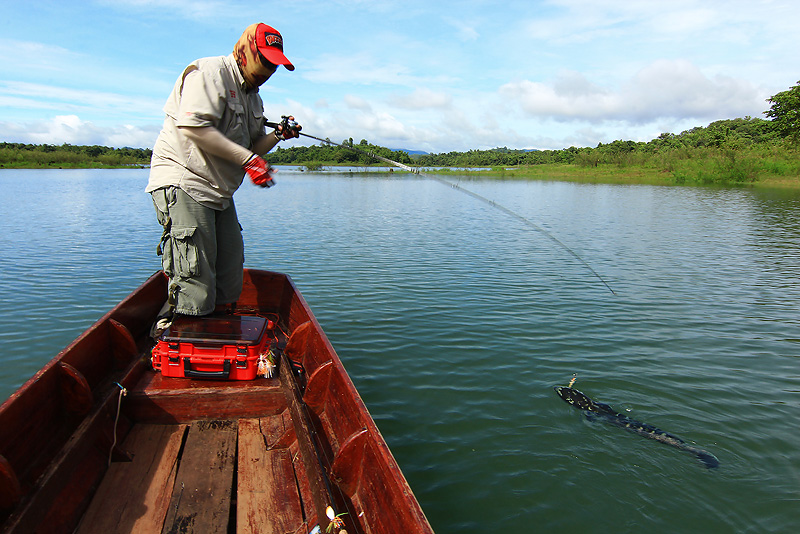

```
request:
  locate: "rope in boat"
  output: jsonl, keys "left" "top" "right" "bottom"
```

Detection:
{"left": 109, "top": 382, "right": 127, "bottom": 467}
{"left": 291, "top": 128, "right": 617, "bottom": 296}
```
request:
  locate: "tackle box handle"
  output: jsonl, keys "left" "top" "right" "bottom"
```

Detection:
{"left": 183, "top": 358, "right": 231, "bottom": 380}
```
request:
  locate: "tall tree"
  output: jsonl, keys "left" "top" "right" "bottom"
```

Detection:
{"left": 765, "top": 80, "right": 800, "bottom": 146}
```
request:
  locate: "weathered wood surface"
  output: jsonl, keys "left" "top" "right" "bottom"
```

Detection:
{"left": 75, "top": 416, "right": 311, "bottom": 534}
{"left": 124, "top": 372, "right": 286, "bottom": 424}
{"left": 161, "top": 420, "right": 238, "bottom": 534}
{"left": 76, "top": 424, "right": 186, "bottom": 534}
{"left": 237, "top": 418, "right": 304, "bottom": 534}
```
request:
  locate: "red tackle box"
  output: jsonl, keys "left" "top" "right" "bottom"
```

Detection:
{"left": 151, "top": 315, "right": 273, "bottom": 380}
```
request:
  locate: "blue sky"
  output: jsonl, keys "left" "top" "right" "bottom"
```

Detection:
{"left": 1, "top": 0, "right": 798, "bottom": 153}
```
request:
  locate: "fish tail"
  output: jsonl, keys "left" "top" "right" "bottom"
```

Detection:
{"left": 687, "top": 447, "right": 720, "bottom": 469}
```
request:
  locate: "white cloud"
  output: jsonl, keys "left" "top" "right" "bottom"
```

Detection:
{"left": 344, "top": 95, "right": 373, "bottom": 111}
{"left": 388, "top": 88, "right": 453, "bottom": 110}
{"left": 97, "top": 0, "right": 229, "bottom": 21}
{"left": 300, "top": 50, "right": 455, "bottom": 89}
{"left": 0, "top": 38, "right": 77, "bottom": 75}
{"left": 528, "top": 0, "right": 729, "bottom": 43}
{"left": 302, "top": 53, "right": 414, "bottom": 86}
{"left": 626, "top": 60, "right": 764, "bottom": 120}
{"left": 444, "top": 16, "right": 480, "bottom": 42}
{"left": 0, "top": 81, "right": 163, "bottom": 119}
{"left": 1, "top": 115, "right": 159, "bottom": 148}
{"left": 0, "top": 37, "right": 169, "bottom": 130}
{"left": 499, "top": 59, "right": 767, "bottom": 125}
{"left": 352, "top": 111, "right": 410, "bottom": 141}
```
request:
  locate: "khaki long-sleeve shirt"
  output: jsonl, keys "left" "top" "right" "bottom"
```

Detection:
{"left": 146, "top": 54, "right": 267, "bottom": 210}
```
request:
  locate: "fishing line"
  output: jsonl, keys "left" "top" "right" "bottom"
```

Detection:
{"left": 282, "top": 126, "right": 616, "bottom": 296}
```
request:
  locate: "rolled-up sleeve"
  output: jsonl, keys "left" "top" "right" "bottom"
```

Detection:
{"left": 175, "top": 67, "right": 224, "bottom": 128}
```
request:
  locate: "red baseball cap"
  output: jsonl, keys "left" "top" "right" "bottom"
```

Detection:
{"left": 256, "top": 23, "right": 294, "bottom": 71}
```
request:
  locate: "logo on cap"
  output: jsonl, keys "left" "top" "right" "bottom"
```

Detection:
{"left": 263, "top": 32, "right": 283, "bottom": 50}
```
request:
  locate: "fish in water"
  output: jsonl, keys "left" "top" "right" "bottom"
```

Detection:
{"left": 554, "top": 386, "right": 719, "bottom": 469}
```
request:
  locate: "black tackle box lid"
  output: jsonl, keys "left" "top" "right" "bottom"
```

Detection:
{"left": 161, "top": 315, "right": 268, "bottom": 345}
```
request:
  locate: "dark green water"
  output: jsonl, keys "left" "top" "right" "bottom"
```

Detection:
{"left": 1, "top": 169, "right": 799, "bottom": 532}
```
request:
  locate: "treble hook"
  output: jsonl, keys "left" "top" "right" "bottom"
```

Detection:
{"left": 568, "top": 374, "right": 577, "bottom": 388}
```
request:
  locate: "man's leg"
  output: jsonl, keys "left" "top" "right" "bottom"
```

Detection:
{"left": 152, "top": 187, "right": 218, "bottom": 316}
{"left": 214, "top": 199, "right": 244, "bottom": 307}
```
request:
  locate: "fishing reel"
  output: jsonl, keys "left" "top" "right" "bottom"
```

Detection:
{"left": 269, "top": 115, "right": 301, "bottom": 140}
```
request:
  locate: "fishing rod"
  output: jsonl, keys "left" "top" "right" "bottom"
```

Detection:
{"left": 268, "top": 118, "right": 616, "bottom": 295}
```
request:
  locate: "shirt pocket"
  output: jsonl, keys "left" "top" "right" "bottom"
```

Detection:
{"left": 224, "top": 100, "right": 247, "bottom": 146}
{"left": 249, "top": 108, "right": 265, "bottom": 141}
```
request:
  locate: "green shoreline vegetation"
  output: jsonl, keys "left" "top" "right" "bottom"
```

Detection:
{"left": 268, "top": 117, "right": 796, "bottom": 188}
{"left": 0, "top": 143, "right": 151, "bottom": 169}
{"left": 3, "top": 82, "right": 799, "bottom": 187}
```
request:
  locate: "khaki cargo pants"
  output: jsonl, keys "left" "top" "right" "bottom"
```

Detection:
{"left": 151, "top": 187, "right": 244, "bottom": 316}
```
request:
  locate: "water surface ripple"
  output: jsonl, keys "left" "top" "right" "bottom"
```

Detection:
{"left": 1, "top": 169, "right": 799, "bottom": 532}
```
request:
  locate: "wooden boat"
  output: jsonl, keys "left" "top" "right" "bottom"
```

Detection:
{"left": 0, "top": 269, "right": 433, "bottom": 533}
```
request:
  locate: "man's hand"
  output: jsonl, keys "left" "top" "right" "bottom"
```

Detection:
{"left": 243, "top": 154, "right": 275, "bottom": 187}
{"left": 275, "top": 115, "right": 301, "bottom": 140}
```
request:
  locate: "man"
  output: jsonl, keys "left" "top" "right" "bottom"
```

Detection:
{"left": 146, "top": 23, "right": 300, "bottom": 323}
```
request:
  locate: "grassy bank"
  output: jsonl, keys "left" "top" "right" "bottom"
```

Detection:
{"left": 451, "top": 165, "right": 800, "bottom": 188}
{"left": 0, "top": 143, "right": 151, "bottom": 168}
{"left": 422, "top": 144, "right": 800, "bottom": 188}
{"left": 0, "top": 161, "right": 149, "bottom": 169}
{"left": 424, "top": 163, "right": 673, "bottom": 185}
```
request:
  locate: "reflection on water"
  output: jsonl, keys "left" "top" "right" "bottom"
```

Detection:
{"left": 1, "top": 169, "right": 800, "bottom": 532}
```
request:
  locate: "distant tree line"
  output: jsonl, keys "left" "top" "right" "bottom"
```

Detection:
{"left": 262, "top": 116, "right": 792, "bottom": 183}
{"left": 0, "top": 142, "right": 152, "bottom": 168}
{"left": 289, "top": 116, "right": 779, "bottom": 168}
{"left": 267, "top": 137, "right": 414, "bottom": 166}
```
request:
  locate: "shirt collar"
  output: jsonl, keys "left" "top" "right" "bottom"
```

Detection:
{"left": 225, "top": 53, "right": 250, "bottom": 92}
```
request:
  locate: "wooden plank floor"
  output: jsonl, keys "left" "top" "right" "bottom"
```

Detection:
{"left": 77, "top": 424, "right": 186, "bottom": 533}
{"left": 161, "top": 420, "right": 237, "bottom": 533}
{"left": 77, "top": 413, "right": 307, "bottom": 534}
{"left": 238, "top": 419, "right": 304, "bottom": 534}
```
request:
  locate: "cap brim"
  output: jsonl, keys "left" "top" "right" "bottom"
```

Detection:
{"left": 261, "top": 49, "right": 295, "bottom": 71}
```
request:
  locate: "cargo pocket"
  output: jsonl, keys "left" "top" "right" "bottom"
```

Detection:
{"left": 168, "top": 226, "right": 199, "bottom": 278}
